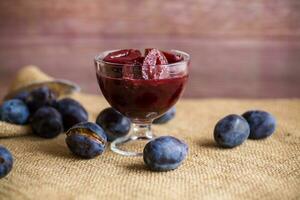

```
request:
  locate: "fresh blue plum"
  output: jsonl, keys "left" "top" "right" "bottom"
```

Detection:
{"left": 0, "top": 99, "right": 30, "bottom": 125}
{"left": 214, "top": 114, "right": 250, "bottom": 148}
{"left": 143, "top": 136, "right": 188, "bottom": 171}
{"left": 0, "top": 146, "right": 13, "bottom": 179}
{"left": 31, "top": 106, "right": 63, "bottom": 138}
{"left": 242, "top": 110, "right": 276, "bottom": 139}
{"left": 56, "top": 98, "right": 88, "bottom": 130}
{"left": 26, "top": 86, "right": 57, "bottom": 113}
{"left": 96, "top": 107, "right": 131, "bottom": 141}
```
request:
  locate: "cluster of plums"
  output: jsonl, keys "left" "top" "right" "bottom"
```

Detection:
{"left": 214, "top": 110, "right": 276, "bottom": 148}
{"left": 0, "top": 88, "right": 184, "bottom": 178}
{"left": 0, "top": 86, "right": 88, "bottom": 138}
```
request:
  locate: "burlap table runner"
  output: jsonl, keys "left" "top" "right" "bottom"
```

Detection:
{"left": 0, "top": 70, "right": 299, "bottom": 200}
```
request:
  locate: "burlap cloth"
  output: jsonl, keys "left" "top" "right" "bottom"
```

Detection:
{"left": 0, "top": 68, "right": 299, "bottom": 200}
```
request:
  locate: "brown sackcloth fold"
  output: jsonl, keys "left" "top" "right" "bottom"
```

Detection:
{"left": 0, "top": 68, "right": 299, "bottom": 200}
{"left": 0, "top": 66, "right": 79, "bottom": 138}
{"left": 0, "top": 123, "right": 31, "bottom": 138}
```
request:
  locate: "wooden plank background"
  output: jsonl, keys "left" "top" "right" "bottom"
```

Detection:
{"left": 0, "top": 0, "right": 300, "bottom": 98}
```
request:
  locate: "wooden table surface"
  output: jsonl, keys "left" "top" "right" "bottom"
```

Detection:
{"left": 0, "top": 0, "right": 299, "bottom": 99}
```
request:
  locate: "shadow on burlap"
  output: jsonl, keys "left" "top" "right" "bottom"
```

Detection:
{"left": 0, "top": 67, "right": 299, "bottom": 200}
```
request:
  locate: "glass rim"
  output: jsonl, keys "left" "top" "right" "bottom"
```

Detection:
{"left": 94, "top": 49, "right": 190, "bottom": 67}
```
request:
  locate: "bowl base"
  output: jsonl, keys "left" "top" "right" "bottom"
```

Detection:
{"left": 110, "top": 134, "right": 154, "bottom": 156}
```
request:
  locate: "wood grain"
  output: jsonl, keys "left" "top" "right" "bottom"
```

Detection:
{"left": 0, "top": 36, "right": 299, "bottom": 98}
{"left": 0, "top": 0, "right": 299, "bottom": 99}
{"left": 0, "top": 0, "right": 299, "bottom": 38}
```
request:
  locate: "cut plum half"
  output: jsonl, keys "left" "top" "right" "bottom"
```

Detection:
{"left": 104, "top": 49, "right": 142, "bottom": 64}
{"left": 142, "top": 49, "right": 169, "bottom": 79}
{"left": 162, "top": 51, "right": 184, "bottom": 63}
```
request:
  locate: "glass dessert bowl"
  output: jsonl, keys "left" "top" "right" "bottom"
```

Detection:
{"left": 95, "top": 48, "right": 190, "bottom": 156}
